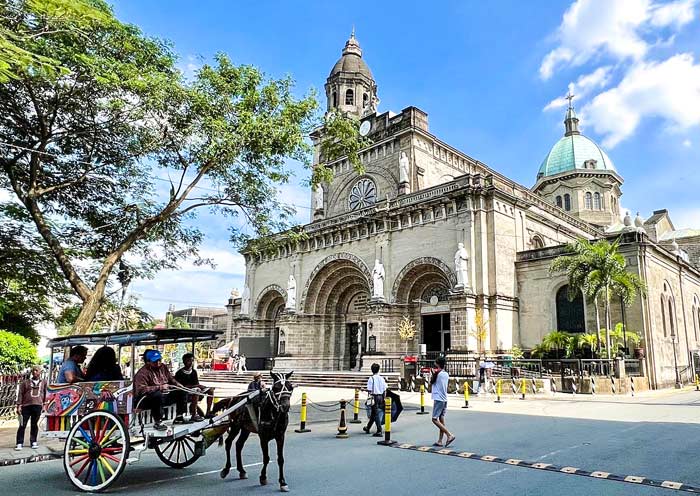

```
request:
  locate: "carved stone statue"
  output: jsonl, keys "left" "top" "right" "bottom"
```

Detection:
{"left": 313, "top": 185, "right": 324, "bottom": 211}
{"left": 372, "top": 259, "right": 385, "bottom": 299}
{"left": 399, "top": 151, "right": 410, "bottom": 184}
{"left": 240, "top": 285, "right": 250, "bottom": 315}
{"left": 454, "top": 242, "right": 469, "bottom": 289}
{"left": 286, "top": 274, "right": 297, "bottom": 310}
{"left": 230, "top": 288, "right": 240, "bottom": 298}
{"left": 370, "top": 94, "right": 379, "bottom": 113}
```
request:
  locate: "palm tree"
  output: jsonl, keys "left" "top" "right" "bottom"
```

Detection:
{"left": 542, "top": 330, "right": 571, "bottom": 358}
{"left": 551, "top": 238, "right": 646, "bottom": 359}
{"left": 573, "top": 333, "right": 599, "bottom": 358}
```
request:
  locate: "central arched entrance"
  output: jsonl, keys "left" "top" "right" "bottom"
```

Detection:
{"left": 556, "top": 285, "right": 586, "bottom": 333}
{"left": 303, "top": 254, "right": 372, "bottom": 370}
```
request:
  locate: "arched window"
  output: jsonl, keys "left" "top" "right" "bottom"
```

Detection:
{"left": 556, "top": 196, "right": 562, "bottom": 208}
{"left": 662, "top": 282, "right": 677, "bottom": 339}
{"left": 594, "top": 192, "right": 601, "bottom": 210}
{"left": 363, "top": 93, "right": 369, "bottom": 108}
{"left": 661, "top": 296, "right": 667, "bottom": 337}
{"left": 532, "top": 235, "right": 545, "bottom": 249}
{"left": 345, "top": 89, "right": 354, "bottom": 105}
{"left": 564, "top": 193, "right": 571, "bottom": 211}
{"left": 556, "top": 285, "right": 586, "bottom": 333}
{"left": 585, "top": 192, "right": 592, "bottom": 209}
{"left": 332, "top": 92, "right": 337, "bottom": 107}
{"left": 669, "top": 299, "right": 675, "bottom": 337}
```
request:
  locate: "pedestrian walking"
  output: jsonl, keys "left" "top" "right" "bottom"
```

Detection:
{"left": 15, "top": 365, "right": 46, "bottom": 450}
{"left": 363, "top": 363, "right": 387, "bottom": 437}
{"left": 430, "top": 357, "right": 455, "bottom": 447}
{"left": 240, "top": 354, "right": 247, "bottom": 372}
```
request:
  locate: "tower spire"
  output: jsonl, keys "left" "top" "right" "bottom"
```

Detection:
{"left": 563, "top": 86, "right": 580, "bottom": 136}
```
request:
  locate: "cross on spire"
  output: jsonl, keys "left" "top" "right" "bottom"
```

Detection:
{"left": 566, "top": 90, "right": 575, "bottom": 109}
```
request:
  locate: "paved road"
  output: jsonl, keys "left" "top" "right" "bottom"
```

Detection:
{"left": 4, "top": 391, "right": 700, "bottom": 495}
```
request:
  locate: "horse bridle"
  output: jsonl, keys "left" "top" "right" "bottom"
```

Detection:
{"left": 265, "top": 376, "right": 293, "bottom": 412}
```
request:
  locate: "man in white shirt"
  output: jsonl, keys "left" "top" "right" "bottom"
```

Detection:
{"left": 363, "top": 363, "right": 387, "bottom": 437}
{"left": 431, "top": 357, "right": 455, "bottom": 447}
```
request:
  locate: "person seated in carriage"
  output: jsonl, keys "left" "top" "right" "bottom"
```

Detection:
{"left": 85, "top": 346, "right": 124, "bottom": 382}
{"left": 133, "top": 349, "right": 187, "bottom": 430}
{"left": 247, "top": 372, "right": 266, "bottom": 391}
{"left": 56, "top": 345, "right": 88, "bottom": 384}
{"left": 174, "top": 353, "right": 215, "bottom": 420}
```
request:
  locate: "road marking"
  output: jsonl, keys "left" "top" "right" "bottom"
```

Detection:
{"left": 386, "top": 443, "right": 700, "bottom": 493}
{"left": 118, "top": 462, "right": 263, "bottom": 490}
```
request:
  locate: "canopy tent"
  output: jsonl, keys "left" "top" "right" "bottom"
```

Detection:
{"left": 214, "top": 341, "right": 237, "bottom": 358}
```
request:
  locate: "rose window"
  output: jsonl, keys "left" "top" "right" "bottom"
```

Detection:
{"left": 348, "top": 179, "right": 377, "bottom": 210}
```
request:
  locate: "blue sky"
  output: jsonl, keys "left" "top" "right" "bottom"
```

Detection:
{"left": 112, "top": 0, "right": 700, "bottom": 318}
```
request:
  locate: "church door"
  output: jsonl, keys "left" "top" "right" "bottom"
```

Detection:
{"left": 556, "top": 285, "right": 586, "bottom": 333}
{"left": 422, "top": 313, "right": 451, "bottom": 353}
{"left": 348, "top": 323, "right": 360, "bottom": 369}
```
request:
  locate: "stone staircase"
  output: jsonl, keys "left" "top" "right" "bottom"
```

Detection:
{"left": 200, "top": 370, "right": 401, "bottom": 390}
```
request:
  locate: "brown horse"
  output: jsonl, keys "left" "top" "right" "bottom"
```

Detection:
{"left": 216, "top": 371, "right": 294, "bottom": 492}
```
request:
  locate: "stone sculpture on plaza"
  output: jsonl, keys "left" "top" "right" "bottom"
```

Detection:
{"left": 286, "top": 274, "right": 297, "bottom": 310}
{"left": 454, "top": 242, "right": 469, "bottom": 289}
{"left": 240, "top": 285, "right": 250, "bottom": 315}
{"left": 372, "top": 259, "right": 385, "bottom": 299}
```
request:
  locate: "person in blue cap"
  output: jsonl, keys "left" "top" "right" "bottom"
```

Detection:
{"left": 133, "top": 349, "right": 186, "bottom": 430}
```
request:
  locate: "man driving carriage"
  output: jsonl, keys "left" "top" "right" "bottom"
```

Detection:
{"left": 133, "top": 349, "right": 188, "bottom": 430}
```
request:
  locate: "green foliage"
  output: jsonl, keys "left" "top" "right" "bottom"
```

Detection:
{"left": 541, "top": 330, "right": 571, "bottom": 358}
{"left": 600, "top": 324, "right": 642, "bottom": 356}
{"left": 314, "top": 111, "right": 368, "bottom": 184}
{"left": 57, "top": 296, "right": 152, "bottom": 335}
{"left": 511, "top": 344, "right": 524, "bottom": 359}
{"left": 0, "top": 330, "right": 38, "bottom": 372}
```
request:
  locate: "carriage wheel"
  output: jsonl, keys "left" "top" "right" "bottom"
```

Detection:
{"left": 63, "top": 410, "right": 129, "bottom": 492}
{"left": 154, "top": 434, "right": 201, "bottom": 468}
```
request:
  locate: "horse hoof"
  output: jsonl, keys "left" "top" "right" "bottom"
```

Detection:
{"left": 280, "top": 484, "right": 290, "bottom": 492}
{"left": 239, "top": 472, "right": 248, "bottom": 480}
{"left": 220, "top": 469, "right": 229, "bottom": 479}
{"left": 260, "top": 478, "right": 268, "bottom": 486}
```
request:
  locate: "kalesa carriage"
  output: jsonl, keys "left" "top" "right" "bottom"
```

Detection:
{"left": 44, "top": 328, "right": 258, "bottom": 492}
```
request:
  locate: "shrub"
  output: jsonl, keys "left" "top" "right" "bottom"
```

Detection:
{"left": 0, "top": 330, "right": 38, "bottom": 372}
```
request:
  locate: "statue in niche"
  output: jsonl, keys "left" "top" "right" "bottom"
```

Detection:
{"left": 454, "top": 242, "right": 469, "bottom": 289}
{"left": 399, "top": 151, "right": 410, "bottom": 185}
{"left": 372, "top": 259, "right": 385, "bottom": 299}
{"left": 230, "top": 288, "right": 240, "bottom": 298}
{"left": 286, "top": 274, "right": 297, "bottom": 310}
{"left": 240, "top": 285, "right": 250, "bottom": 315}
{"left": 370, "top": 94, "right": 379, "bottom": 113}
{"left": 313, "top": 185, "right": 324, "bottom": 211}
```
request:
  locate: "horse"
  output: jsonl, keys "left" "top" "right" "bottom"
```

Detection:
{"left": 216, "top": 371, "right": 294, "bottom": 492}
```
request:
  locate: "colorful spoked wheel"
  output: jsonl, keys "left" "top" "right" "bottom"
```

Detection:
{"left": 154, "top": 434, "right": 201, "bottom": 468}
{"left": 63, "top": 410, "right": 129, "bottom": 492}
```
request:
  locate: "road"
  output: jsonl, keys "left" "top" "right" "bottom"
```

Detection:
{"left": 5, "top": 388, "right": 700, "bottom": 495}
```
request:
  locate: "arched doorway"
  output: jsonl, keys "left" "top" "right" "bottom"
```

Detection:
{"left": 556, "top": 285, "right": 586, "bottom": 333}
{"left": 302, "top": 255, "right": 372, "bottom": 370}
{"left": 255, "top": 286, "right": 286, "bottom": 357}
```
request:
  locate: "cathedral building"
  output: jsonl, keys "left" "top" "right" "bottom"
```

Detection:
{"left": 228, "top": 33, "right": 700, "bottom": 389}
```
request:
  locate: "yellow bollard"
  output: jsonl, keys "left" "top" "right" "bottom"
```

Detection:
{"left": 349, "top": 388, "right": 362, "bottom": 424}
{"left": 294, "top": 392, "right": 311, "bottom": 433}
{"left": 462, "top": 381, "right": 470, "bottom": 409}
{"left": 416, "top": 384, "right": 429, "bottom": 415}
{"left": 377, "top": 397, "right": 396, "bottom": 446}
{"left": 336, "top": 399, "right": 349, "bottom": 438}
{"left": 495, "top": 379, "right": 503, "bottom": 403}
{"left": 520, "top": 378, "right": 526, "bottom": 400}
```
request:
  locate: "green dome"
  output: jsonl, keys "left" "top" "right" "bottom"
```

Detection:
{"left": 538, "top": 133, "right": 616, "bottom": 178}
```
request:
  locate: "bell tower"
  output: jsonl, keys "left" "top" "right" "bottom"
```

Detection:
{"left": 325, "top": 29, "right": 378, "bottom": 118}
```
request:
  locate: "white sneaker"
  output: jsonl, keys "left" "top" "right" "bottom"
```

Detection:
{"left": 31, "top": 442, "right": 38, "bottom": 449}
{"left": 14, "top": 444, "right": 22, "bottom": 451}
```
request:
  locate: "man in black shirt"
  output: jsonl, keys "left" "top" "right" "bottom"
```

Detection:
{"left": 174, "top": 353, "right": 215, "bottom": 421}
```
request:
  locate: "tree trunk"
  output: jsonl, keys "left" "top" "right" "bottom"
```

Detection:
{"left": 594, "top": 297, "right": 602, "bottom": 355}
{"left": 605, "top": 286, "right": 612, "bottom": 359}
{"left": 72, "top": 292, "right": 103, "bottom": 334}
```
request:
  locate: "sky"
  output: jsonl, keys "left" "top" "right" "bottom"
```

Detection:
{"left": 109, "top": 0, "right": 700, "bottom": 319}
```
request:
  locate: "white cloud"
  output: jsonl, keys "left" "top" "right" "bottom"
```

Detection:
{"left": 683, "top": 138, "right": 693, "bottom": 147}
{"left": 581, "top": 53, "right": 700, "bottom": 147}
{"left": 544, "top": 67, "right": 612, "bottom": 111}
{"left": 539, "top": 0, "right": 697, "bottom": 79}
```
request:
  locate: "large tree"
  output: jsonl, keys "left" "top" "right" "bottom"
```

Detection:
{"left": 0, "top": 1, "right": 362, "bottom": 334}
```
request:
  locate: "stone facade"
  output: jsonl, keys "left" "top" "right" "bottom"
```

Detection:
{"left": 225, "top": 33, "right": 700, "bottom": 389}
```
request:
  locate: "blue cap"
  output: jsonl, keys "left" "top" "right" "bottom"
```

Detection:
{"left": 145, "top": 350, "right": 162, "bottom": 362}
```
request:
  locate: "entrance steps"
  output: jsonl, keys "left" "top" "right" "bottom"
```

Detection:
{"left": 200, "top": 370, "right": 401, "bottom": 390}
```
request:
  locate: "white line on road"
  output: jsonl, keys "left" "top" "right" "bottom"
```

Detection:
{"left": 486, "top": 468, "right": 509, "bottom": 476}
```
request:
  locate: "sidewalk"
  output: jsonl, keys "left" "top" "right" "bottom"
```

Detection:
{"left": 0, "top": 419, "right": 63, "bottom": 467}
